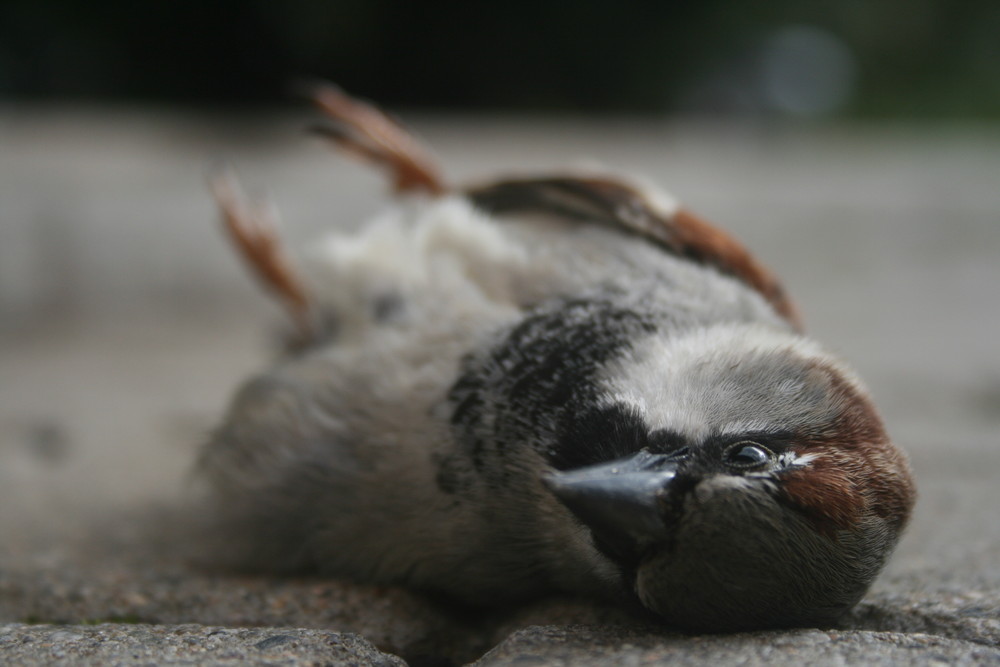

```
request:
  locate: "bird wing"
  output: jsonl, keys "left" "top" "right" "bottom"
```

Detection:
{"left": 465, "top": 175, "right": 802, "bottom": 330}
{"left": 303, "top": 83, "right": 801, "bottom": 331}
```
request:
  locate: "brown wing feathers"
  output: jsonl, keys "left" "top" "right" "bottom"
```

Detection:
{"left": 466, "top": 177, "right": 802, "bottom": 330}
{"left": 212, "top": 85, "right": 801, "bottom": 332}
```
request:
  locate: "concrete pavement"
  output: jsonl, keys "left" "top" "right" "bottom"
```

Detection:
{"left": 2, "top": 109, "right": 998, "bottom": 665}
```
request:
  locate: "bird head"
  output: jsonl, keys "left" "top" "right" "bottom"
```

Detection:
{"left": 545, "top": 324, "right": 915, "bottom": 631}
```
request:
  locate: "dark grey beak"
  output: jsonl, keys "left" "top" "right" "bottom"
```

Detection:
{"left": 543, "top": 451, "right": 682, "bottom": 554}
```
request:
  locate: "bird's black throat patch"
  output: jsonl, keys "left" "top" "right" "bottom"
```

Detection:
{"left": 445, "top": 294, "right": 659, "bottom": 488}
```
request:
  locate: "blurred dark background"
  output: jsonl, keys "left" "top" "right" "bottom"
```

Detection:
{"left": 2, "top": 0, "right": 998, "bottom": 117}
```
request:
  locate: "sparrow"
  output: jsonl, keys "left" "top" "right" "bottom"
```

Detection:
{"left": 197, "top": 85, "right": 916, "bottom": 632}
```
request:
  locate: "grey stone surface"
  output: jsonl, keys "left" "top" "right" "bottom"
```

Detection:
{"left": 0, "top": 510, "right": 495, "bottom": 664}
{"left": 1, "top": 109, "right": 999, "bottom": 665}
{"left": 848, "top": 590, "right": 1000, "bottom": 649}
{"left": 0, "top": 623, "right": 405, "bottom": 666}
{"left": 473, "top": 626, "right": 1000, "bottom": 666}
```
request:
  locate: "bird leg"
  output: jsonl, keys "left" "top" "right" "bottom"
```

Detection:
{"left": 306, "top": 83, "right": 447, "bottom": 196}
{"left": 210, "top": 171, "right": 315, "bottom": 340}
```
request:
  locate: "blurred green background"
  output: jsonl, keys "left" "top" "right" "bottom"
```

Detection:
{"left": 2, "top": 0, "right": 997, "bottom": 118}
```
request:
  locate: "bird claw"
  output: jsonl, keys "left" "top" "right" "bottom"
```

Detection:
{"left": 305, "top": 82, "right": 446, "bottom": 196}
{"left": 209, "top": 169, "right": 315, "bottom": 340}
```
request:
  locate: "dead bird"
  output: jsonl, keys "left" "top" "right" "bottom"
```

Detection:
{"left": 197, "top": 85, "right": 915, "bottom": 632}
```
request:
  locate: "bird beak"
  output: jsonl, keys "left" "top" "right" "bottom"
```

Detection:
{"left": 544, "top": 452, "right": 681, "bottom": 551}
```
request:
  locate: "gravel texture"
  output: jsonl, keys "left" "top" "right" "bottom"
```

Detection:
{"left": 1, "top": 111, "right": 998, "bottom": 665}
{"left": 473, "top": 626, "right": 1000, "bottom": 666}
{"left": 0, "top": 623, "right": 406, "bottom": 666}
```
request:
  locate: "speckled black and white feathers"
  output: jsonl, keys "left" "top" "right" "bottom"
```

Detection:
{"left": 447, "top": 292, "right": 658, "bottom": 474}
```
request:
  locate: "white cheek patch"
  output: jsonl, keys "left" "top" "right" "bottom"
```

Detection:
{"left": 596, "top": 325, "right": 812, "bottom": 439}
{"left": 595, "top": 324, "right": 873, "bottom": 444}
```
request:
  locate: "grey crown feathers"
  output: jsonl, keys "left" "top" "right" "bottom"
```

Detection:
{"left": 197, "top": 85, "right": 916, "bottom": 632}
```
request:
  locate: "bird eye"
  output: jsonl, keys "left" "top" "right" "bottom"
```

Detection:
{"left": 724, "top": 442, "right": 773, "bottom": 469}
